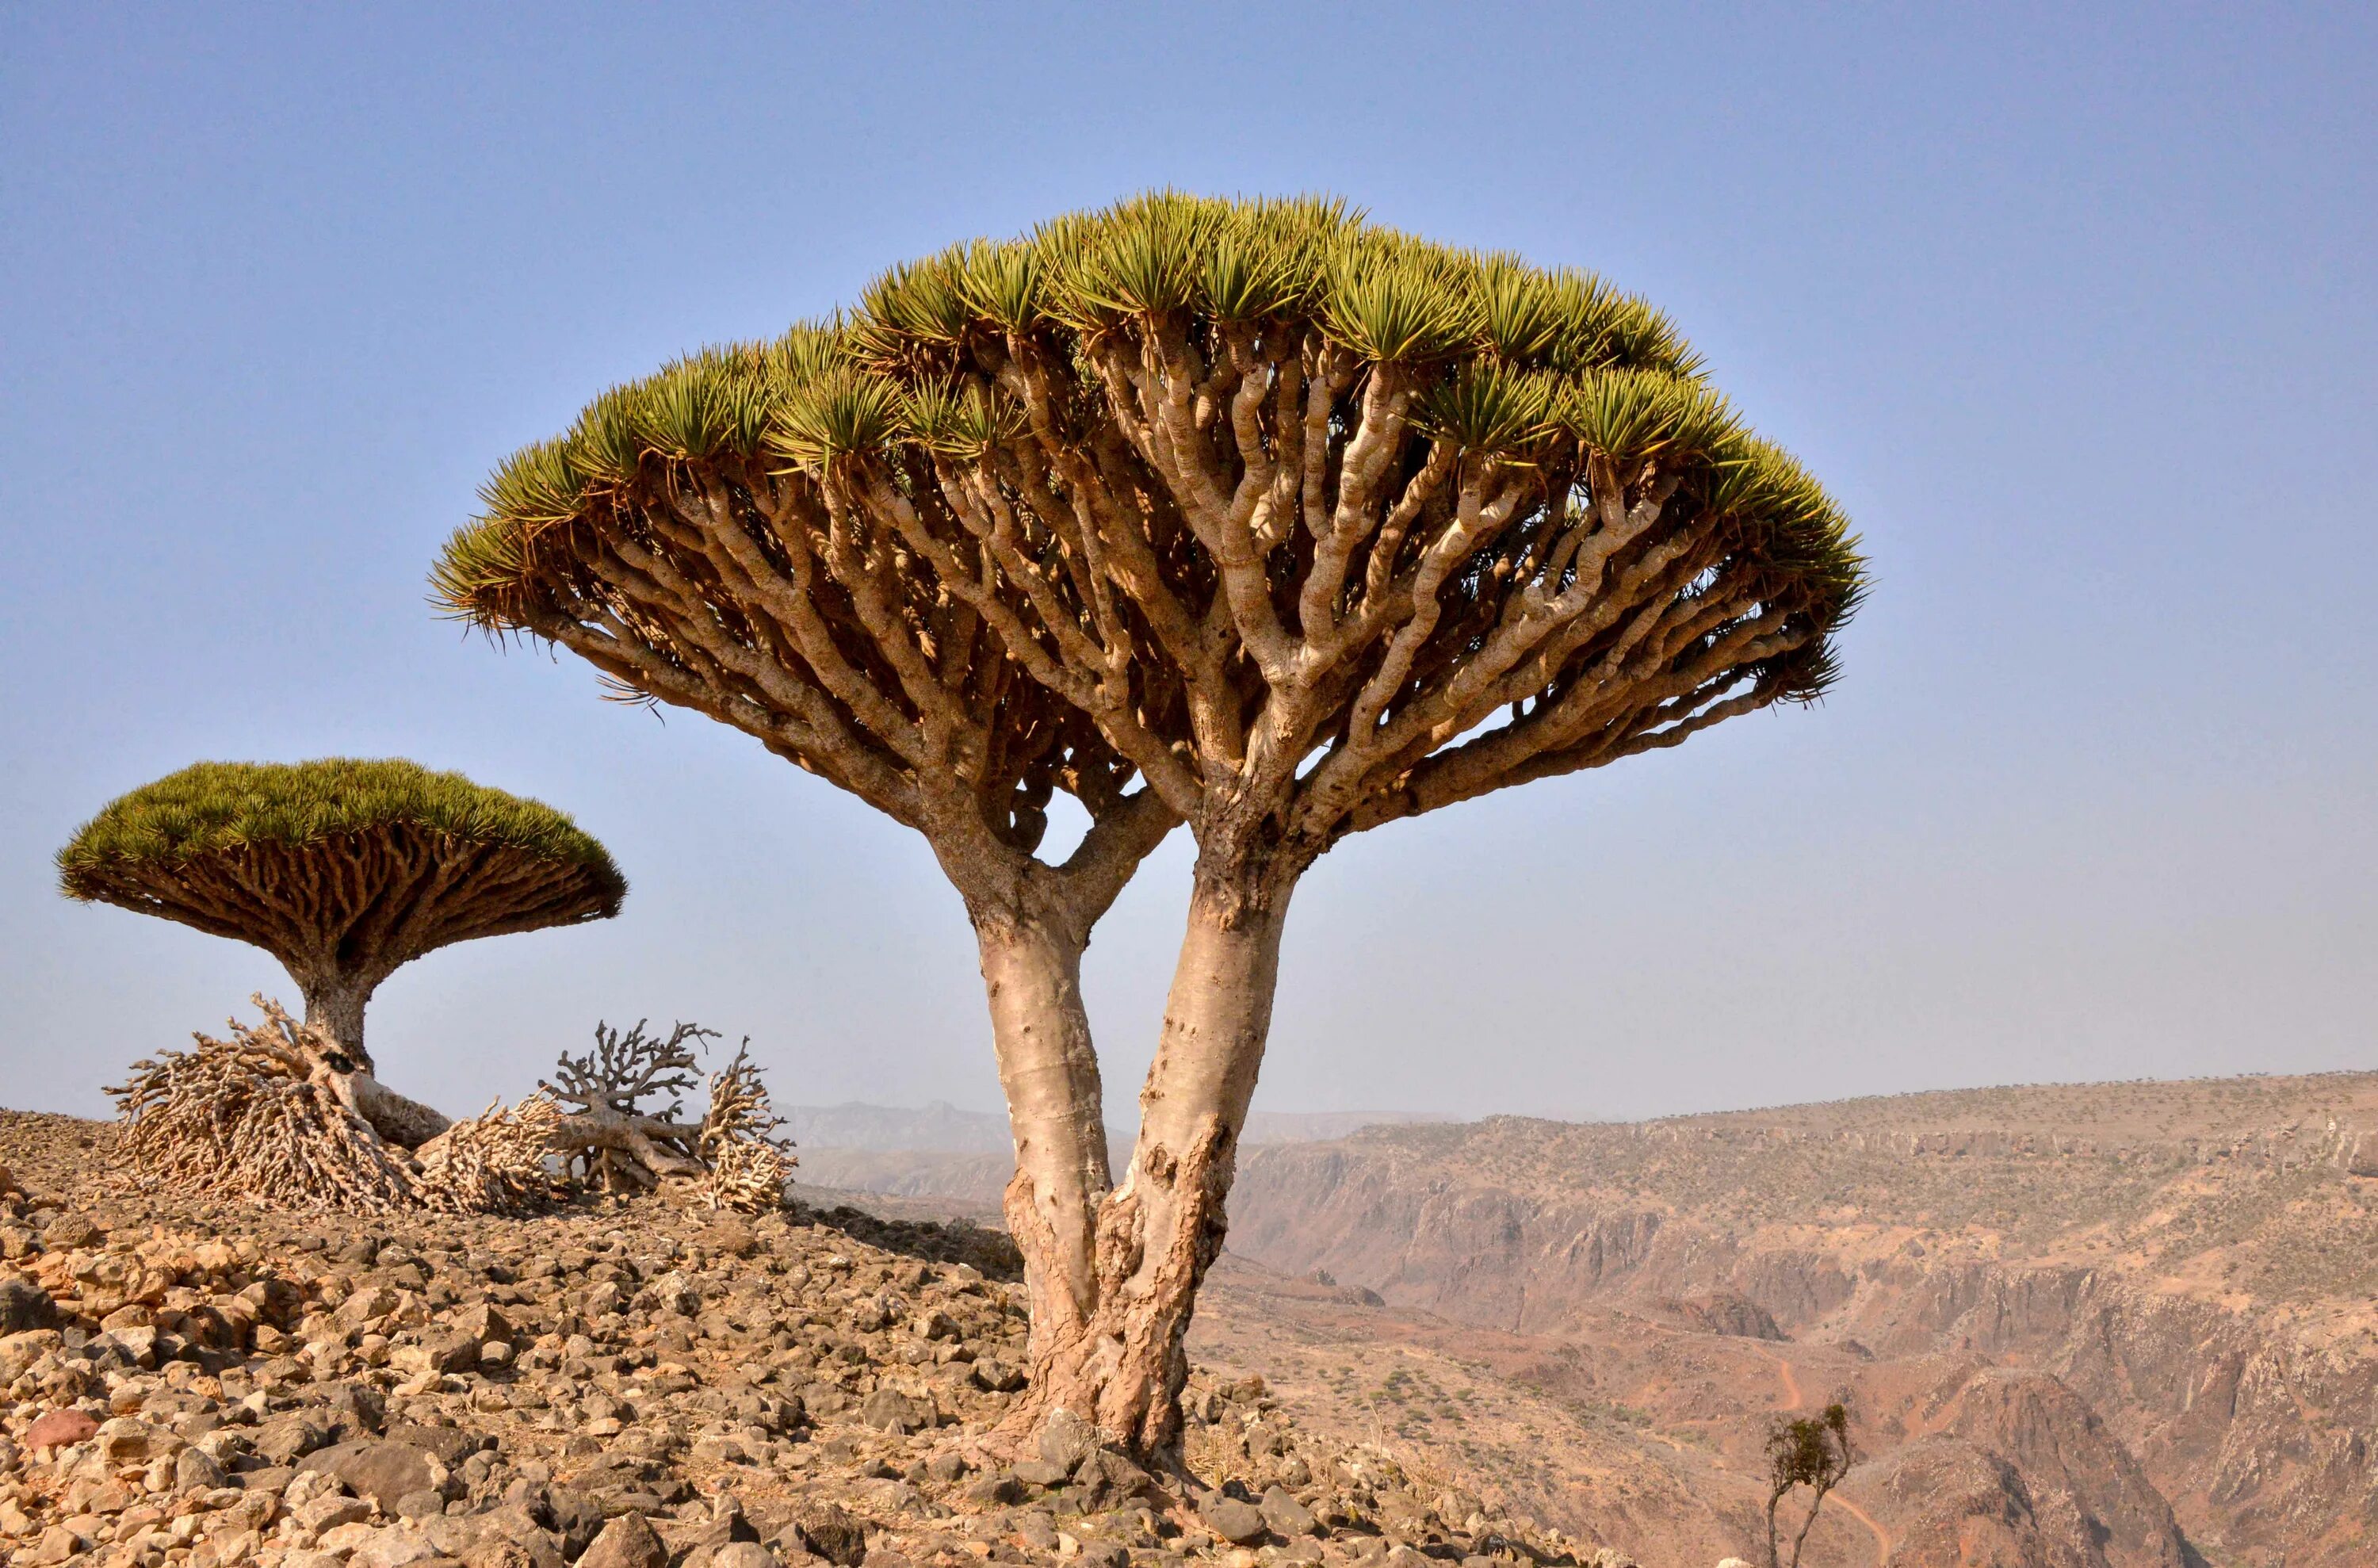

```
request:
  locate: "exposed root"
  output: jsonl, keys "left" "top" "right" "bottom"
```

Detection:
{"left": 104, "top": 1003, "right": 799, "bottom": 1218}
{"left": 698, "top": 1040, "right": 798, "bottom": 1212}
{"left": 108, "top": 998, "right": 565, "bottom": 1216}
{"left": 541, "top": 1019, "right": 712, "bottom": 1192}
{"left": 414, "top": 1094, "right": 572, "bottom": 1215}
{"left": 107, "top": 1000, "right": 419, "bottom": 1214}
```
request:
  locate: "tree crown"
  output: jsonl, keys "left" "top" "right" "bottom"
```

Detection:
{"left": 59, "top": 760, "right": 625, "bottom": 977}
{"left": 436, "top": 193, "right": 1864, "bottom": 874}
{"left": 59, "top": 759, "right": 621, "bottom": 891}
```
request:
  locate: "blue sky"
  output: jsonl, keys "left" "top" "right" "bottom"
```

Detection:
{"left": 4, "top": 4, "right": 2372, "bottom": 1124}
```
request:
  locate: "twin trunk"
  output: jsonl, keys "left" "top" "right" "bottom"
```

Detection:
{"left": 977, "top": 874, "right": 1292, "bottom": 1460}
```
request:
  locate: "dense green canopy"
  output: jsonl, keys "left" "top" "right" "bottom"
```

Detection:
{"left": 59, "top": 759, "right": 621, "bottom": 889}
{"left": 435, "top": 192, "right": 1862, "bottom": 694}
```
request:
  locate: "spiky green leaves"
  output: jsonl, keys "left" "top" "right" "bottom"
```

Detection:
{"left": 59, "top": 759, "right": 625, "bottom": 894}
{"left": 1421, "top": 363, "right": 1559, "bottom": 454}
{"left": 435, "top": 191, "right": 1860, "bottom": 674}
{"left": 900, "top": 381, "right": 1026, "bottom": 459}
{"left": 835, "top": 192, "right": 1694, "bottom": 374}
{"left": 770, "top": 368, "right": 903, "bottom": 469}
{"left": 1561, "top": 372, "right": 1745, "bottom": 466}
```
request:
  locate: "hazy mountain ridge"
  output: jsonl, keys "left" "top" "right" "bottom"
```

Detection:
{"left": 788, "top": 1105, "right": 1455, "bottom": 1199}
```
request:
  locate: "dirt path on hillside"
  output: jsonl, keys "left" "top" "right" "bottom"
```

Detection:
{"left": 1830, "top": 1492, "right": 1894, "bottom": 1567}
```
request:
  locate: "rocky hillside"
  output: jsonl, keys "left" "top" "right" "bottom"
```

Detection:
{"left": 1222, "top": 1072, "right": 2378, "bottom": 1568}
{"left": 0, "top": 1109, "right": 1615, "bottom": 1568}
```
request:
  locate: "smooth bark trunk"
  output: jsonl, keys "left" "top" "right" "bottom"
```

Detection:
{"left": 1026, "top": 871, "right": 1293, "bottom": 1458}
{"left": 976, "top": 915, "right": 1113, "bottom": 1364}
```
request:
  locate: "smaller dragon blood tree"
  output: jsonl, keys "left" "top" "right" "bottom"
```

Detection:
{"left": 59, "top": 758, "right": 625, "bottom": 1145}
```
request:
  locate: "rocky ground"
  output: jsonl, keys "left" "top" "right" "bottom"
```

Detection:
{"left": 0, "top": 1110, "right": 1619, "bottom": 1568}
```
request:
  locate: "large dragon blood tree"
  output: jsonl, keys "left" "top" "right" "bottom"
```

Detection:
{"left": 59, "top": 758, "right": 625, "bottom": 1146}
{"left": 438, "top": 193, "right": 1864, "bottom": 1460}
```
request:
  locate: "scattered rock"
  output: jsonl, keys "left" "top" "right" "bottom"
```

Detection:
{"left": 578, "top": 1511, "right": 668, "bottom": 1568}
{"left": 1038, "top": 1405, "right": 1099, "bottom": 1474}
{"left": 794, "top": 1500, "right": 867, "bottom": 1566}
{"left": 25, "top": 1407, "right": 99, "bottom": 1451}
{"left": 0, "top": 1109, "right": 1569, "bottom": 1568}
{"left": 1202, "top": 1492, "right": 1269, "bottom": 1546}
{"left": 0, "top": 1272, "right": 55, "bottom": 1331}
{"left": 858, "top": 1385, "right": 935, "bottom": 1434}
{"left": 1260, "top": 1484, "right": 1318, "bottom": 1538}
{"left": 302, "top": 1436, "right": 443, "bottom": 1512}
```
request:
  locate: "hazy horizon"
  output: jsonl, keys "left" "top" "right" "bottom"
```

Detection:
{"left": 5, "top": 6, "right": 2371, "bottom": 1127}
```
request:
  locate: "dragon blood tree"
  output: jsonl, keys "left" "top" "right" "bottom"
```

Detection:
{"left": 59, "top": 759, "right": 625, "bottom": 1145}
{"left": 803, "top": 193, "right": 1860, "bottom": 1455}
{"left": 431, "top": 331, "right": 1176, "bottom": 1356}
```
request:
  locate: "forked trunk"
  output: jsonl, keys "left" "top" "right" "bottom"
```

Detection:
{"left": 1024, "top": 871, "right": 1293, "bottom": 1459}
{"left": 976, "top": 914, "right": 1113, "bottom": 1359}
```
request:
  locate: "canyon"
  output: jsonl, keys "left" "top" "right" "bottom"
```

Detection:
{"left": 809, "top": 1073, "right": 2378, "bottom": 1567}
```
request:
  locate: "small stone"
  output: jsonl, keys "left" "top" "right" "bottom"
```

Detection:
{"left": 327, "top": 1382, "right": 388, "bottom": 1435}
{"left": 969, "top": 1357, "right": 1023, "bottom": 1394}
{"left": 794, "top": 1501, "right": 867, "bottom": 1566}
{"left": 963, "top": 1474, "right": 1023, "bottom": 1507}
{"left": 577, "top": 1512, "right": 668, "bottom": 1568}
{"left": 301, "top": 1437, "right": 442, "bottom": 1512}
{"left": 385, "top": 1423, "right": 483, "bottom": 1467}
{"left": 347, "top": 1523, "right": 441, "bottom": 1568}
{"left": 1260, "top": 1486, "right": 1318, "bottom": 1538}
{"left": 0, "top": 1273, "right": 56, "bottom": 1333}
{"left": 1037, "top": 1407, "right": 1098, "bottom": 1474}
{"left": 858, "top": 1386, "right": 934, "bottom": 1435}
{"left": 710, "top": 1546, "right": 778, "bottom": 1568}
{"left": 1202, "top": 1494, "right": 1269, "bottom": 1547}
{"left": 29, "top": 1524, "right": 89, "bottom": 1566}
{"left": 25, "top": 1407, "right": 99, "bottom": 1451}
{"left": 298, "top": 1493, "right": 374, "bottom": 1533}
{"left": 254, "top": 1415, "right": 331, "bottom": 1463}
{"left": 176, "top": 1445, "right": 230, "bottom": 1492}
{"left": 41, "top": 1214, "right": 100, "bottom": 1249}
{"left": 1011, "top": 1457, "right": 1069, "bottom": 1488}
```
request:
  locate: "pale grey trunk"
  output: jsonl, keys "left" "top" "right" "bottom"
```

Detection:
{"left": 976, "top": 915, "right": 1112, "bottom": 1360}
{"left": 293, "top": 969, "right": 451, "bottom": 1149}
{"left": 298, "top": 974, "right": 372, "bottom": 1064}
{"left": 1030, "top": 870, "right": 1294, "bottom": 1457}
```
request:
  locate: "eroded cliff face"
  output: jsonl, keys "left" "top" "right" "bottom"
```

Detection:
{"left": 1224, "top": 1080, "right": 2378, "bottom": 1568}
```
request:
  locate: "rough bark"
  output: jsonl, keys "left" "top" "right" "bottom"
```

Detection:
{"left": 1022, "top": 866, "right": 1293, "bottom": 1458}
{"left": 291, "top": 972, "right": 452, "bottom": 1149}
{"left": 297, "top": 974, "right": 371, "bottom": 1062}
